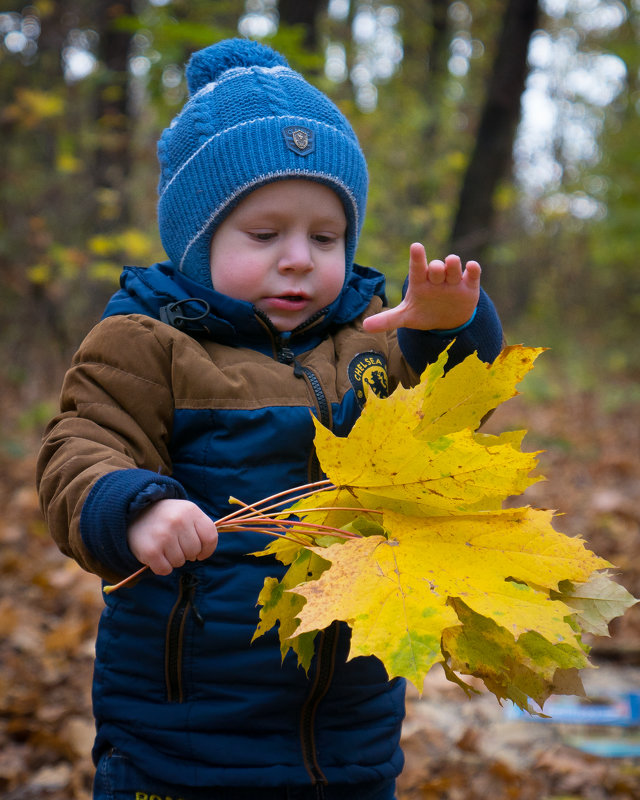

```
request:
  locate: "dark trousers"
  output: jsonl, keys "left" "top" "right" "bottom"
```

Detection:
{"left": 93, "top": 748, "right": 397, "bottom": 800}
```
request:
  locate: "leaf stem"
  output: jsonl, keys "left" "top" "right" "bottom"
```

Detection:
{"left": 103, "top": 565, "right": 149, "bottom": 594}
{"left": 219, "top": 517, "right": 358, "bottom": 539}
{"left": 224, "top": 480, "right": 334, "bottom": 523}
{"left": 102, "top": 481, "right": 358, "bottom": 595}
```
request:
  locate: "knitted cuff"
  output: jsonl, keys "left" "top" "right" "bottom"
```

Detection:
{"left": 398, "top": 288, "right": 503, "bottom": 375}
{"left": 429, "top": 306, "right": 477, "bottom": 337}
{"left": 80, "top": 469, "right": 188, "bottom": 577}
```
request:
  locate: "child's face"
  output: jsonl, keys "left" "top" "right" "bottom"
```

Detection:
{"left": 209, "top": 180, "right": 347, "bottom": 332}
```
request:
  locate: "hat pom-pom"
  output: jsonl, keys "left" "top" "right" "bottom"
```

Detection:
{"left": 186, "top": 38, "right": 289, "bottom": 96}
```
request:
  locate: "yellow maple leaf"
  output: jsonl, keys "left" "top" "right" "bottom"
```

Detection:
{"left": 415, "top": 344, "right": 546, "bottom": 440}
{"left": 250, "top": 345, "right": 637, "bottom": 707}
{"left": 290, "top": 507, "right": 608, "bottom": 687}
{"left": 310, "top": 346, "right": 546, "bottom": 515}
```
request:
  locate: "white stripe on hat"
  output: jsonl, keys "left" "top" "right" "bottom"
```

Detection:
{"left": 160, "top": 116, "right": 360, "bottom": 201}
{"left": 190, "top": 64, "right": 303, "bottom": 103}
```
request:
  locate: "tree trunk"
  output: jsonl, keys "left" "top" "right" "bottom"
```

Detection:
{"left": 449, "top": 0, "right": 539, "bottom": 262}
{"left": 278, "top": 0, "right": 329, "bottom": 49}
{"left": 397, "top": 0, "right": 450, "bottom": 107}
{"left": 93, "top": 0, "right": 134, "bottom": 230}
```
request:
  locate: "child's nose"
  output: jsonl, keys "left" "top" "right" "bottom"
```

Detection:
{"left": 277, "top": 234, "right": 313, "bottom": 272}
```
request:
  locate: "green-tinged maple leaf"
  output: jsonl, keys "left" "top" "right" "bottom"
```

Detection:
{"left": 252, "top": 535, "right": 312, "bottom": 565}
{"left": 442, "top": 599, "right": 588, "bottom": 713}
{"left": 290, "top": 535, "right": 456, "bottom": 684}
{"left": 252, "top": 545, "right": 330, "bottom": 671}
{"left": 550, "top": 573, "right": 638, "bottom": 636}
{"left": 249, "top": 345, "right": 638, "bottom": 706}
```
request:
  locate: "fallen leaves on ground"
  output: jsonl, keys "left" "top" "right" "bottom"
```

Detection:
{"left": 1, "top": 371, "right": 640, "bottom": 798}
{"left": 0, "top": 451, "right": 102, "bottom": 799}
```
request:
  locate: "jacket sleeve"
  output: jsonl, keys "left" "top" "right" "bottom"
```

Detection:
{"left": 36, "top": 315, "right": 187, "bottom": 582}
{"left": 396, "top": 287, "right": 503, "bottom": 375}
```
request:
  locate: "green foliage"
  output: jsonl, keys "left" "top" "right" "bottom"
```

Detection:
{"left": 486, "top": 4, "right": 640, "bottom": 371}
{"left": 1, "top": 0, "right": 638, "bottom": 387}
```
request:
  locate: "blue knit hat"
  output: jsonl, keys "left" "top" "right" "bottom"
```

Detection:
{"left": 157, "top": 38, "right": 369, "bottom": 288}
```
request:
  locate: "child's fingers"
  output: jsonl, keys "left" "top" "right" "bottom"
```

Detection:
{"left": 164, "top": 539, "right": 189, "bottom": 569}
{"left": 176, "top": 529, "right": 205, "bottom": 563}
{"left": 362, "top": 305, "right": 403, "bottom": 333}
{"left": 408, "top": 242, "right": 428, "bottom": 280}
{"left": 463, "top": 260, "right": 482, "bottom": 287}
{"left": 442, "top": 255, "right": 463, "bottom": 285}
{"left": 426, "top": 260, "right": 446, "bottom": 285}
{"left": 147, "top": 520, "right": 217, "bottom": 573}
{"left": 196, "top": 520, "right": 219, "bottom": 561}
{"left": 147, "top": 551, "right": 176, "bottom": 576}
{"left": 173, "top": 516, "right": 218, "bottom": 563}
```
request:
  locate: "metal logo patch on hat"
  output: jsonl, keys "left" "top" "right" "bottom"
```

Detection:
{"left": 282, "top": 125, "right": 315, "bottom": 156}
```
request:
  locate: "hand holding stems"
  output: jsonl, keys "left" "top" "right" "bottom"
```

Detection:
{"left": 363, "top": 243, "right": 481, "bottom": 333}
{"left": 128, "top": 499, "right": 219, "bottom": 577}
{"left": 107, "top": 480, "right": 380, "bottom": 593}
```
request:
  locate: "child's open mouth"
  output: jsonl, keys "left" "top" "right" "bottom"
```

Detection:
{"left": 266, "top": 294, "right": 310, "bottom": 309}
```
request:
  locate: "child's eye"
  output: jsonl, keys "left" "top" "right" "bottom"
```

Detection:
{"left": 312, "top": 234, "right": 337, "bottom": 245}
{"left": 250, "top": 231, "right": 277, "bottom": 241}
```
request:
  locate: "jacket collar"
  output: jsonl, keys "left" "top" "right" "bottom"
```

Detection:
{"left": 102, "top": 261, "right": 386, "bottom": 355}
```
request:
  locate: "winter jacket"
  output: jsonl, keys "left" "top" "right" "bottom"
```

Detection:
{"left": 37, "top": 261, "right": 502, "bottom": 788}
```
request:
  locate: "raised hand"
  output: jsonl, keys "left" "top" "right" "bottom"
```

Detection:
{"left": 363, "top": 243, "right": 481, "bottom": 333}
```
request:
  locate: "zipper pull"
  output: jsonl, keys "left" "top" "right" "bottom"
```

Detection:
{"left": 277, "top": 332, "right": 305, "bottom": 377}
{"left": 277, "top": 331, "right": 295, "bottom": 365}
{"left": 181, "top": 573, "right": 204, "bottom": 626}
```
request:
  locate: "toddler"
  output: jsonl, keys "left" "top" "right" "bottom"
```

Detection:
{"left": 38, "top": 38, "right": 503, "bottom": 800}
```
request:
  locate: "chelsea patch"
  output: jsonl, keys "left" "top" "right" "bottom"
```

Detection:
{"left": 282, "top": 125, "right": 315, "bottom": 156}
{"left": 348, "top": 351, "right": 389, "bottom": 408}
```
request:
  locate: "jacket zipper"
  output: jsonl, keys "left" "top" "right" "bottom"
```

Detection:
{"left": 271, "top": 327, "right": 333, "bottom": 481}
{"left": 294, "top": 361, "right": 336, "bottom": 782}
{"left": 283, "top": 348, "right": 338, "bottom": 784}
{"left": 300, "top": 622, "right": 340, "bottom": 786}
{"left": 165, "top": 572, "right": 203, "bottom": 703}
{"left": 298, "top": 364, "right": 332, "bottom": 483}
{"left": 256, "top": 310, "right": 341, "bottom": 783}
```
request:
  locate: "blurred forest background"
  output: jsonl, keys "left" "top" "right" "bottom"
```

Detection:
{"left": 1, "top": 1, "right": 640, "bottom": 798}
{"left": 1, "top": 0, "right": 639, "bottom": 435}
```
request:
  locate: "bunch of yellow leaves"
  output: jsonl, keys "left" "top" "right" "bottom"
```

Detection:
{"left": 251, "top": 345, "right": 637, "bottom": 713}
